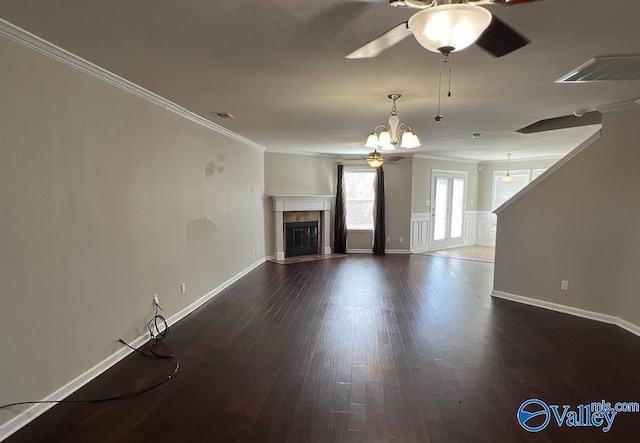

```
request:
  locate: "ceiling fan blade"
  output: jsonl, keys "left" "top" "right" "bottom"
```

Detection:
{"left": 346, "top": 22, "right": 411, "bottom": 59}
{"left": 516, "top": 112, "right": 602, "bottom": 134}
{"left": 475, "top": 15, "right": 529, "bottom": 57}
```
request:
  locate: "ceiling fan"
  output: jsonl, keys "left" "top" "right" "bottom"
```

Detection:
{"left": 362, "top": 150, "right": 405, "bottom": 167}
{"left": 346, "top": 0, "right": 542, "bottom": 60}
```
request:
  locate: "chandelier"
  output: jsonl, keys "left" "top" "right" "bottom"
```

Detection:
{"left": 365, "top": 94, "right": 421, "bottom": 151}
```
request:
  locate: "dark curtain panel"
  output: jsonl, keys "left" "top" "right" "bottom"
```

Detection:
{"left": 372, "top": 165, "right": 385, "bottom": 255}
{"left": 333, "top": 164, "right": 347, "bottom": 254}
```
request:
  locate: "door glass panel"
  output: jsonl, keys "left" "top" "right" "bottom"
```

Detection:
{"left": 433, "top": 177, "right": 448, "bottom": 241}
{"left": 450, "top": 178, "right": 464, "bottom": 239}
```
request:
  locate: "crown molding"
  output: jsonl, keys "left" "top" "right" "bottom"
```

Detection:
{"left": 265, "top": 149, "right": 337, "bottom": 158}
{"left": 478, "top": 154, "right": 564, "bottom": 165}
{"left": 0, "top": 18, "right": 266, "bottom": 152}
{"left": 413, "top": 154, "right": 479, "bottom": 164}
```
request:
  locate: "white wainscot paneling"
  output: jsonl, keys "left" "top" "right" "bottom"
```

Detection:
{"left": 463, "top": 211, "right": 479, "bottom": 245}
{"left": 476, "top": 211, "right": 495, "bottom": 246}
{"left": 410, "top": 213, "right": 430, "bottom": 253}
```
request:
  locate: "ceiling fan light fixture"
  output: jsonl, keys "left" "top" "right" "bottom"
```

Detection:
{"left": 408, "top": 4, "right": 492, "bottom": 54}
{"left": 366, "top": 151, "right": 385, "bottom": 168}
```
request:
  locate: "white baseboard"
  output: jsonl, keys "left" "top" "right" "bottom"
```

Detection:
{"left": 0, "top": 257, "right": 266, "bottom": 442}
{"left": 476, "top": 240, "right": 496, "bottom": 247}
{"left": 346, "top": 249, "right": 410, "bottom": 254}
{"left": 491, "top": 290, "right": 640, "bottom": 338}
{"left": 346, "top": 249, "right": 371, "bottom": 254}
{"left": 616, "top": 317, "right": 640, "bottom": 337}
{"left": 386, "top": 249, "right": 410, "bottom": 254}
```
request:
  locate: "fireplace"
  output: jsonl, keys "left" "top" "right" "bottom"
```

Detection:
{"left": 285, "top": 221, "right": 319, "bottom": 257}
{"left": 271, "top": 195, "right": 334, "bottom": 261}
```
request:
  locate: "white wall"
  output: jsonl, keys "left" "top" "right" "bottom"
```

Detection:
{"left": 0, "top": 33, "right": 265, "bottom": 430}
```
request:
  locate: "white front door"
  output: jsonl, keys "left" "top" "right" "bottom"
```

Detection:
{"left": 431, "top": 171, "right": 466, "bottom": 250}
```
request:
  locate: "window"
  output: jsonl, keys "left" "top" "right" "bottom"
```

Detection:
{"left": 344, "top": 170, "right": 375, "bottom": 230}
{"left": 492, "top": 170, "right": 530, "bottom": 211}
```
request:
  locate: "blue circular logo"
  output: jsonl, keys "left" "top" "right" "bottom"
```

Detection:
{"left": 517, "top": 399, "right": 551, "bottom": 432}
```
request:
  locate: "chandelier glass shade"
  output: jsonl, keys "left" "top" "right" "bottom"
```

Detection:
{"left": 408, "top": 4, "right": 492, "bottom": 55}
{"left": 365, "top": 94, "right": 421, "bottom": 151}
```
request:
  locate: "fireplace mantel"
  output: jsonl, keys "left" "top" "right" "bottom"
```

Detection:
{"left": 271, "top": 195, "right": 333, "bottom": 260}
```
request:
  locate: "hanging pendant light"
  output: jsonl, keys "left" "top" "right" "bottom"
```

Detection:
{"left": 365, "top": 94, "right": 421, "bottom": 151}
{"left": 500, "top": 153, "right": 515, "bottom": 183}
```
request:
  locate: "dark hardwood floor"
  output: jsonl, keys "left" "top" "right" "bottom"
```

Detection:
{"left": 6, "top": 255, "right": 640, "bottom": 442}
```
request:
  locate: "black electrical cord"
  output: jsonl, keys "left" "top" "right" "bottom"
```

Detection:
{"left": 148, "top": 301, "right": 169, "bottom": 343}
{"left": 0, "top": 339, "right": 179, "bottom": 410}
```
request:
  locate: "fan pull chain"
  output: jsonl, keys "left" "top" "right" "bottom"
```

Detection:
{"left": 447, "top": 55, "right": 452, "bottom": 98}
{"left": 435, "top": 53, "right": 453, "bottom": 122}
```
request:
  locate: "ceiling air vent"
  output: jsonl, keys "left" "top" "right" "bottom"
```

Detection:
{"left": 557, "top": 56, "right": 640, "bottom": 83}
{"left": 211, "top": 112, "right": 235, "bottom": 119}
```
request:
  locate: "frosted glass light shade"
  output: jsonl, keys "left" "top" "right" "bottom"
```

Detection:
{"left": 365, "top": 133, "right": 379, "bottom": 148}
{"left": 500, "top": 172, "right": 515, "bottom": 183}
{"left": 408, "top": 4, "right": 492, "bottom": 54}
{"left": 401, "top": 132, "right": 421, "bottom": 149}
{"left": 377, "top": 131, "right": 393, "bottom": 150}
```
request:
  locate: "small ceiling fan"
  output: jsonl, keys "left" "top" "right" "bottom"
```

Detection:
{"left": 346, "top": 0, "right": 542, "bottom": 60}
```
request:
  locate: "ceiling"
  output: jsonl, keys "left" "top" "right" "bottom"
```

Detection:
{"left": 1, "top": 0, "right": 638, "bottom": 162}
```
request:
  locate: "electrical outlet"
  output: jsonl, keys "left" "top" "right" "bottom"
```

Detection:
{"left": 386, "top": 237, "right": 390, "bottom": 243}
{"left": 399, "top": 237, "right": 404, "bottom": 243}
{"left": 153, "top": 294, "right": 160, "bottom": 305}
{"left": 561, "top": 280, "right": 569, "bottom": 291}
{"left": 181, "top": 283, "right": 186, "bottom": 294}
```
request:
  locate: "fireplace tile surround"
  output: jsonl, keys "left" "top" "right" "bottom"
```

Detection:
{"left": 271, "top": 195, "right": 333, "bottom": 261}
